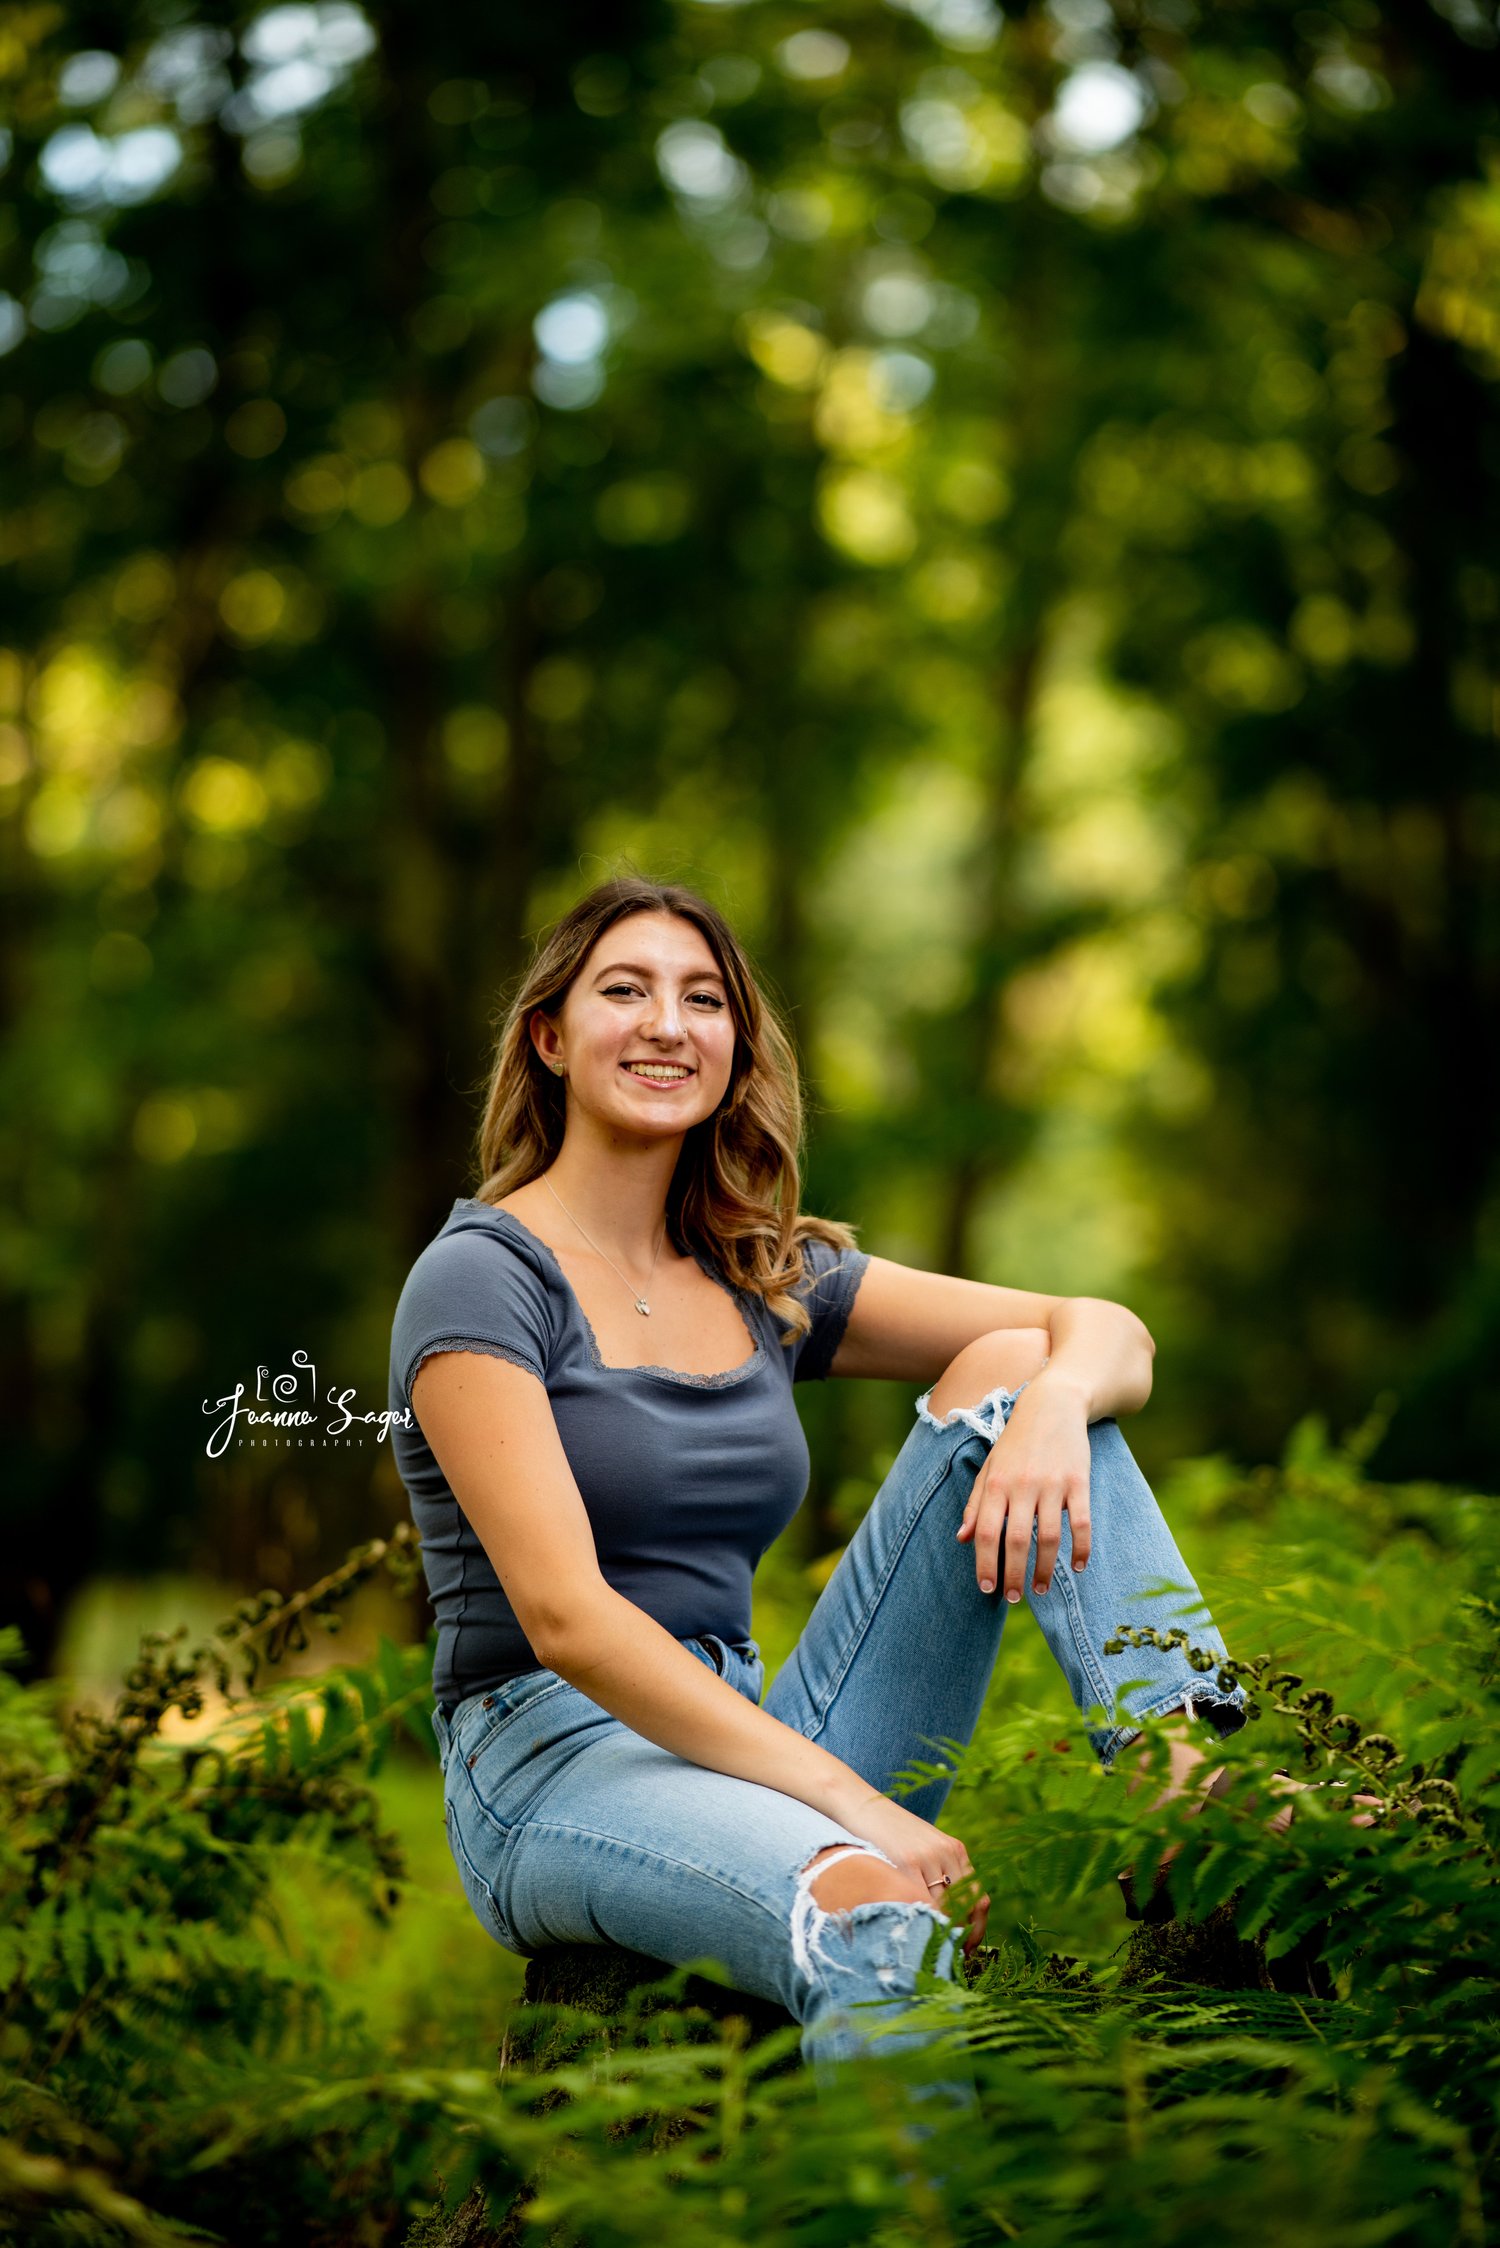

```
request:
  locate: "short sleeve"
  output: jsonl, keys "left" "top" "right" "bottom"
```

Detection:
{"left": 786, "top": 1234, "right": 871, "bottom": 1384}
{"left": 390, "top": 1222, "right": 557, "bottom": 1407}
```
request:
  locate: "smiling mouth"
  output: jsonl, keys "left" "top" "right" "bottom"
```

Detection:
{"left": 620, "top": 1062, "right": 695, "bottom": 1083}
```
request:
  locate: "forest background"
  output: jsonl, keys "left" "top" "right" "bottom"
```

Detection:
{"left": 7, "top": 0, "right": 1499, "bottom": 1682}
{"left": 2, "top": 0, "right": 1499, "bottom": 2236}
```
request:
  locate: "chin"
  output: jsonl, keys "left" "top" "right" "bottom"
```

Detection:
{"left": 613, "top": 1097, "right": 716, "bottom": 1134}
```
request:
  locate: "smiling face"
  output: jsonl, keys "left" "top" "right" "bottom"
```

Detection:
{"left": 533, "top": 910, "right": 739, "bottom": 1136}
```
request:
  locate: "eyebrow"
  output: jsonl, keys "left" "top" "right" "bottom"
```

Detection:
{"left": 593, "top": 960, "right": 727, "bottom": 987}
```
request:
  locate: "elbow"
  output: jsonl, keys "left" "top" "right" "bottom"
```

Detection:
{"left": 526, "top": 1580, "right": 614, "bottom": 1675}
{"left": 527, "top": 1609, "right": 582, "bottom": 1674}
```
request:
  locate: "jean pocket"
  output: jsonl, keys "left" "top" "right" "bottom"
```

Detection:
{"left": 458, "top": 1674, "right": 605, "bottom": 1838}
{"left": 444, "top": 1791, "right": 520, "bottom": 1951}
{"left": 450, "top": 1669, "right": 564, "bottom": 1771}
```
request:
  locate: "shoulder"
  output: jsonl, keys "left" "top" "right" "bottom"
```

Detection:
{"left": 397, "top": 1201, "right": 557, "bottom": 1300}
{"left": 790, "top": 1229, "right": 867, "bottom": 1285}
{"left": 390, "top": 1202, "right": 562, "bottom": 1398}
{"left": 694, "top": 1219, "right": 865, "bottom": 1310}
{"left": 771, "top": 1221, "right": 871, "bottom": 1382}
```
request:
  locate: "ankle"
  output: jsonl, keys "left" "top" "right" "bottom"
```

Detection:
{"left": 1118, "top": 1706, "right": 1220, "bottom": 1813}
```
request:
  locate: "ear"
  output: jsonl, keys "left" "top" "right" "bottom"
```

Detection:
{"left": 529, "top": 1008, "right": 563, "bottom": 1071}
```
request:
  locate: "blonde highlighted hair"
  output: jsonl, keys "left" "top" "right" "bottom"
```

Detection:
{"left": 471, "top": 875, "right": 858, "bottom": 1347}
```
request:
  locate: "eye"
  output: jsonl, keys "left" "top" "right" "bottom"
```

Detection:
{"left": 690, "top": 993, "right": 726, "bottom": 1010}
{"left": 602, "top": 984, "right": 642, "bottom": 998}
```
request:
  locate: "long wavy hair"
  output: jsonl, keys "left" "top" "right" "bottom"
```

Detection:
{"left": 471, "top": 875, "right": 858, "bottom": 1346}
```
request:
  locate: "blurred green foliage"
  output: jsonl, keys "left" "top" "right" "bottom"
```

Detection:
{"left": 6, "top": 12, "right": 1499, "bottom": 2237}
{"left": 3, "top": 1423, "right": 1498, "bottom": 2244}
{"left": 1, "top": 2, "right": 1497, "bottom": 1683}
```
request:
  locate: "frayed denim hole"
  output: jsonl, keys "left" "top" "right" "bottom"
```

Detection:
{"left": 799, "top": 1897, "right": 958, "bottom": 1998}
{"left": 914, "top": 1376, "right": 1033, "bottom": 1446}
{"left": 790, "top": 1842, "right": 909, "bottom": 1982}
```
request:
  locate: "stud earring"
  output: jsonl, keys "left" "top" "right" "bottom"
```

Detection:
{"left": 552, "top": 1060, "right": 565, "bottom": 1075}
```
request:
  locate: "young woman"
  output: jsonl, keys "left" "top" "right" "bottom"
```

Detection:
{"left": 388, "top": 873, "right": 1254, "bottom": 2095}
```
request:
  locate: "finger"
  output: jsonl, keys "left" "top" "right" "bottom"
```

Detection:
{"left": 955, "top": 1463, "right": 988, "bottom": 1546}
{"left": 925, "top": 1873, "right": 961, "bottom": 1922}
{"left": 974, "top": 1499, "right": 1007, "bottom": 1596}
{"left": 1068, "top": 1483, "right": 1092, "bottom": 1572}
{"left": 1033, "top": 1502, "right": 1062, "bottom": 1595}
{"left": 951, "top": 1868, "right": 988, "bottom": 1954}
{"left": 939, "top": 1865, "right": 975, "bottom": 1930}
{"left": 1003, "top": 1498, "right": 1037, "bottom": 1604}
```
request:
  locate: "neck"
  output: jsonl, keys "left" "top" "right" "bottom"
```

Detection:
{"left": 541, "top": 1125, "right": 683, "bottom": 1267}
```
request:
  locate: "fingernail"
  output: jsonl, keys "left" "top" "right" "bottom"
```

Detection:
{"left": 1006, "top": 1589, "right": 1021, "bottom": 1604}
{"left": 1036, "top": 1583, "right": 1049, "bottom": 1597}
{"left": 979, "top": 1578, "right": 994, "bottom": 1594}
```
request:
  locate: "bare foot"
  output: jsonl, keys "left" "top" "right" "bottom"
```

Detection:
{"left": 1115, "top": 1710, "right": 1226, "bottom": 1922}
{"left": 1263, "top": 1768, "right": 1385, "bottom": 1835}
{"left": 1116, "top": 1716, "right": 1385, "bottom": 1922}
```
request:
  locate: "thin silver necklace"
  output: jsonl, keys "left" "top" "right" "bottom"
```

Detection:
{"left": 541, "top": 1176, "right": 666, "bottom": 1316}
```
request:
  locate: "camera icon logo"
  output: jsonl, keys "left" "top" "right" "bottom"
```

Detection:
{"left": 255, "top": 1349, "right": 317, "bottom": 1408}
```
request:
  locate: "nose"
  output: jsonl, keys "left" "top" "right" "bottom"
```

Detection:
{"left": 640, "top": 991, "right": 687, "bottom": 1042}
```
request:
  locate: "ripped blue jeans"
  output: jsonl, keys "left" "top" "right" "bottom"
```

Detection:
{"left": 433, "top": 1381, "right": 1247, "bottom": 2100}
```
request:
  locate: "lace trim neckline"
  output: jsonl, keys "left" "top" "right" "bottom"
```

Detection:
{"left": 451, "top": 1198, "right": 766, "bottom": 1391}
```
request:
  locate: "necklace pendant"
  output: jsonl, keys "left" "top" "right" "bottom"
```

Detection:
{"left": 635, "top": 1299, "right": 651, "bottom": 1316}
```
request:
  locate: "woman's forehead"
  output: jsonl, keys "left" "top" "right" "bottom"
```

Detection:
{"left": 585, "top": 913, "right": 723, "bottom": 979}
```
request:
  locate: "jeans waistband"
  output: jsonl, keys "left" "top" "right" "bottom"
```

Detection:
{"left": 435, "top": 1631, "right": 759, "bottom": 1723}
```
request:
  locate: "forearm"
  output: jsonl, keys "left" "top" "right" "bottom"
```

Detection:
{"left": 541, "top": 1583, "right": 877, "bottom": 1824}
{"left": 1037, "top": 1297, "right": 1155, "bottom": 1422}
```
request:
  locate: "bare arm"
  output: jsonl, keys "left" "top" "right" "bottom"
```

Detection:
{"left": 826, "top": 1253, "right": 1155, "bottom": 1421}
{"left": 410, "top": 1350, "right": 879, "bottom": 1827}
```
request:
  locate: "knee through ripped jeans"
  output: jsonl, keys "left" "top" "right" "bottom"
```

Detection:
{"left": 433, "top": 1380, "right": 1248, "bottom": 2099}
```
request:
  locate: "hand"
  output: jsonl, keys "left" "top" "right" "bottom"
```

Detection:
{"left": 955, "top": 1369, "right": 1093, "bottom": 1602}
{"left": 832, "top": 1787, "right": 991, "bottom": 1958}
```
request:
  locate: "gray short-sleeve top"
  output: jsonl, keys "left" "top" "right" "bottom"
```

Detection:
{"left": 388, "top": 1198, "right": 870, "bottom": 1709}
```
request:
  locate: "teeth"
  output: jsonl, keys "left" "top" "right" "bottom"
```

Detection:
{"left": 624, "top": 1064, "right": 691, "bottom": 1080}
